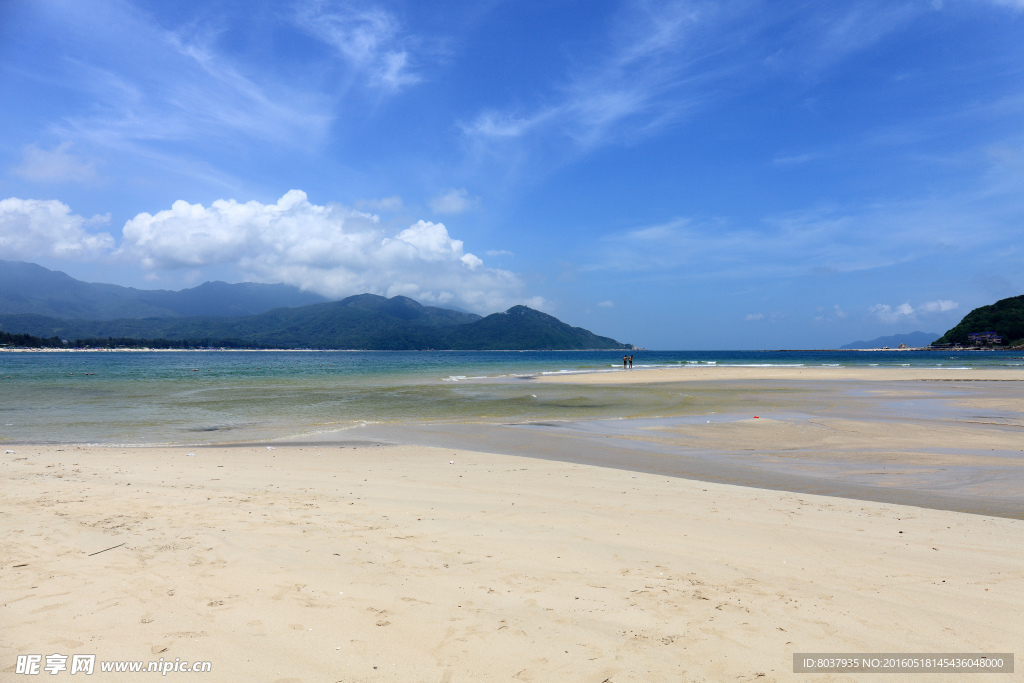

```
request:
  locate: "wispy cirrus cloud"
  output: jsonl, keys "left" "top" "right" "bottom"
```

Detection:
{"left": 779, "top": 2, "right": 921, "bottom": 77}
{"left": 462, "top": 1, "right": 726, "bottom": 156}
{"left": 584, "top": 154, "right": 1023, "bottom": 280}
{"left": 460, "top": 0, "right": 928, "bottom": 168}
{"left": 588, "top": 209, "right": 897, "bottom": 278}
{"left": 27, "top": 0, "right": 331, "bottom": 186}
{"left": 60, "top": 34, "right": 329, "bottom": 149}
{"left": 161, "top": 33, "right": 332, "bottom": 146}
{"left": 293, "top": 0, "right": 422, "bottom": 92}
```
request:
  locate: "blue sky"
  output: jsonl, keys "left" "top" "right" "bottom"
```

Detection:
{"left": 2, "top": 0, "right": 1023, "bottom": 348}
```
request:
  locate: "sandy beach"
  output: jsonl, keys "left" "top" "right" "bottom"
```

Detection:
{"left": 3, "top": 444, "right": 1022, "bottom": 682}
{"left": 3, "top": 365, "right": 1024, "bottom": 681}
{"left": 534, "top": 365, "right": 1024, "bottom": 384}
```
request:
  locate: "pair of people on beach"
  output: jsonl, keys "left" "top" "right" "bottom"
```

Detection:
{"left": 623, "top": 354, "right": 633, "bottom": 369}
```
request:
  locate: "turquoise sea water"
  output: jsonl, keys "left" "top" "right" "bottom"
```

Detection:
{"left": 1, "top": 349, "right": 1021, "bottom": 445}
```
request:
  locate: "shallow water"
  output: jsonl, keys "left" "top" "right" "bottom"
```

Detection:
{"left": 1, "top": 349, "right": 1021, "bottom": 445}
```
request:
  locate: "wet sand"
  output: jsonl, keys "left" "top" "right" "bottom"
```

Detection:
{"left": 364, "top": 367, "right": 1024, "bottom": 519}
{"left": 2, "top": 444, "right": 1022, "bottom": 682}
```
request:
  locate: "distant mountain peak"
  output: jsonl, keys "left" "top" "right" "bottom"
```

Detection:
{"left": 0, "top": 261, "right": 630, "bottom": 350}
{"left": 840, "top": 331, "right": 940, "bottom": 349}
{"left": 0, "top": 260, "right": 327, "bottom": 319}
{"left": 504, "top": 304, "right": 553, "bottom": 318}
{"left": 339, "top": 293, "right": 390, "bottom": 306}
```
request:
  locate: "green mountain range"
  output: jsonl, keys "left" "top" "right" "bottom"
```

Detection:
{"left": 0, "top": 259, "right": 327, "bottom": 318}
{"left": 0, "top": 262, "right": 631, "bottom": 350}
{"left": 934, "top": 294, "right": 1024, "bottom": 346}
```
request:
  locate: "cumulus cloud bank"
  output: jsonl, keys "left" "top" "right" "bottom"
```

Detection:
{"left": 0, "top": 198, "right": 113, "bottom": 259}
{"left": 0, "top": 191, "right": 534, "bottom": 313}
{"left": 117, "top": 190, "right": 526, "bottom": 312}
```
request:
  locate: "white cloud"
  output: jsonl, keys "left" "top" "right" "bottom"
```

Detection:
{"left": 919, "top": 299, "right": 959, "bottom": 313}
{"left": 429, "top": 188, "right": 474, "bottom": 215}
{"left": 869, "top": 300, "right": 958, "bottom": 323}
{"left": 522, "top": 296, "right": 551, "bottom": 311}
{"left": 745, "top": 312, "right": 764, "bottom": 321}
{"left": 0, "top": 198, "right": 113, "bottom": 259}
{"left": 486, "top": 249, "right": 514, "bottom": 257}
{"left": 118, "top": 190, "right": 527, "bottom": 312}
{"left": 14, "top": 143, "right": 97, "bottom": 184}
{"left": 598, "top": 300, "right": 615, "bottom": 308}
{"left": 869, "top": 303, "right": 916, "bottom": 323}
{"left": 294, "top": 0, "right": 420, "bottom": 91}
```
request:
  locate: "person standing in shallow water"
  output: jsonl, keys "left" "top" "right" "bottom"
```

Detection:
{"left": 623, "top": 354, "right": 628, "bottom": 370}
{"left": 628, "top": 355, "right": 633, "bottom": 369}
